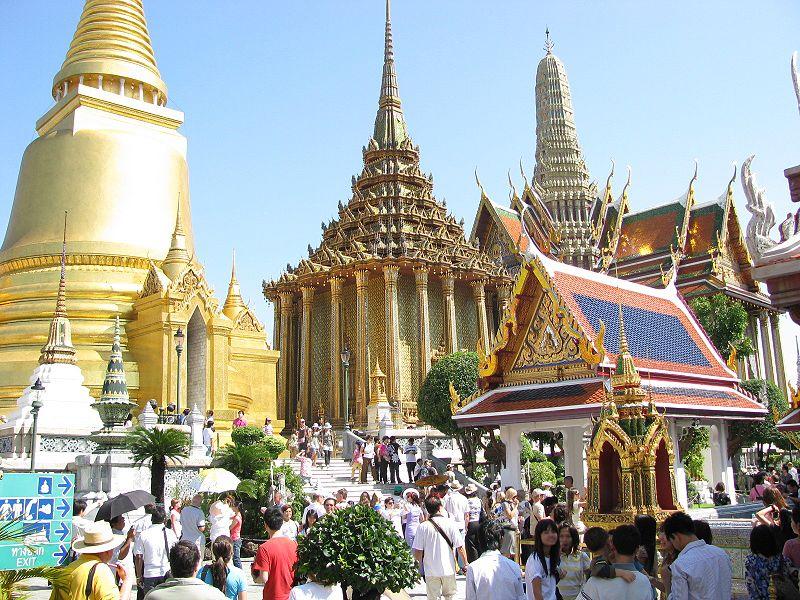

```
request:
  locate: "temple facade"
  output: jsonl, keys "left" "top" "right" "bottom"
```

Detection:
{"left": 0, "top": 0, "right": 278, "bottom": 431}
{"left": 263, "top": 1, "right": 510, "bottom": 429}
{"left": 471, "top": 35, "right": 786, "bottom": 393}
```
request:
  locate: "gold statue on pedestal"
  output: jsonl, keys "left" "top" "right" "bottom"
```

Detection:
{"left": 582, "top": 306, "right": 682, "bottom": 530}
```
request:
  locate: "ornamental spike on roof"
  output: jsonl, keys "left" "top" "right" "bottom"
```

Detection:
{"left": 373, "top": 0, "right": 408, "bottom": 149}
{"left": 100, "top": 316, "right": 129, "bottom": 402}
{"left": 39, "top": 212, "right": 76, "bottom": 366}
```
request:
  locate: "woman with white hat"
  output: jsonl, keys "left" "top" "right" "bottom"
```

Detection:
{"left": 56, "top": 521, "right": 133, "bottom": 600}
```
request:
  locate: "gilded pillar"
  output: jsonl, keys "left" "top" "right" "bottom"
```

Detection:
{"left": 499, "top": 284, "right": 512, "bottom": 318}
{"left": 758, "top": 310, "right": 775, "bottom": 385}
{"left": 770, "top": 312, "right": 787, "bottom": 394}
{"left": 415, "top": 267, "right": 431, "bottom": 378}
{"left": 299, "top": 285, "right": 314, "bottom": 421}
{"left": 277, "top": 291, "right": 294, "bottom": 422}
{"left": 443, "top": 271, "right": 458, "bottom": 354}
{"left": 472, "top": 278, "right": 490, "bottom": 353}
{"left": 384, "top": 264, "right": 401, "bottom": 406}
{"left": 272, "top": 299, "right": 280, "bottom": 351}
{"left": 355, "top": 269, "right": 369, "bottom": 424}
{"left": 329, "top": 276, "right": 343, "bottom": 422}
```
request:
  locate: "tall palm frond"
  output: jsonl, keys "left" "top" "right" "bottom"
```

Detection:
{"left": 213, "top": 443, "right": 270, "bottom": 480}
{"left": 125, "top": 426, "right": 190, "bottom": 501}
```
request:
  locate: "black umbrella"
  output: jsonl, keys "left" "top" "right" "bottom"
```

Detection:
{"left": 94, "top": 490, "right": 156, "bottom": 522}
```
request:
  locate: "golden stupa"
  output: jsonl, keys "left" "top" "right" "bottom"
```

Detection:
{"left": 0, "top": 0, "right": 279, "bottom": 431}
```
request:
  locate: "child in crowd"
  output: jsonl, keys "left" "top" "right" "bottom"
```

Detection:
{"left": 296, "top": 450, "right": 312, "bottom": 485}
{"left": 583, "top": 526, "right": 636, "bottom": 583}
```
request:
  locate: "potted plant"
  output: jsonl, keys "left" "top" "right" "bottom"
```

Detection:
{"left": 295, "top": 504, "right": 420, "bottom": 600}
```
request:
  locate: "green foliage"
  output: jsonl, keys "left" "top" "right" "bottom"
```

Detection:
{"left": 727, "top": 380, "right": 791, "bottom": 463}
{"left": 236, "top": 464, "right": 307, "bottom": 536}
{"left": 682, "top": 427, "right": 710, "bottom": 481}
{"left": 231, "top": 425, "right": 266, "bottom": 448}
{"left": 214, "top": 444, "right": 272, "bottom": 480}
{"left": 417, "top": 351, "right": 479, "bottom": 436}
{"left": 689, "top": 294, "right": 754, "bottom": 359}
{"left": 526, "top": 461, "right": 556, "bottom": 489}
{"left": 125, "top": 426, "right": 190, "bottom": 501}
{"left": 263, "top": 435, "right": 287, "bottom": 459}
{"left": 521, "top": 435, "right": 549, "bottom": 465}
{"left": 295, "top": 505, "right": 420, "bottom": 594}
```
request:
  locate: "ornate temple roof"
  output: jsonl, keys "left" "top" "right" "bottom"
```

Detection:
{"left": 264, "top": 1, "right": 505, "bottom": 296}
{"left": 454, "top": 244, "right": 765, "bottom": 427}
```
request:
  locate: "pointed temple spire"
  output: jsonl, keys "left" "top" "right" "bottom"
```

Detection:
{"left": 39, "top": 212, "right": 76, "bottom": 365}
{"left": 534, "top": 31, "right": 596, "bottom": 268}
{"left": 611, "top": 302, "right": 645, "bottom": 398}
{"left": 544, "top": 28, "right": 554, "bottom": 54}
{"left": 223, "top": 249, "right": 247, "bottom": 320}
{"left": 161, "top": 200, "right": 191, "bottom": 280}
{"left": 52, "top": 0, "right": 167, "bottom": 104}
{"left": 373, "top": 0, "right": 409, "bottom": 148}
{"left": 100, "top": 317, "right": 129, "bottom": 402}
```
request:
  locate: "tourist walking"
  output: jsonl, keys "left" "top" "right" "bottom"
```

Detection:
{"left": 232, "top": 411, "right": 247, "bottom": 428}
{"left": 499, "top": 487, "right": 520, "bottom": 560}
{"left": 525, "top": 519, "right": 560, "bottom": 600}
{"left": 133, "top": 507, "right": 178, "bottom": 596}
{"left": 388, "top": 436, "right": 402, "bottom": 483}
{"left": 361, "top": 436, "right": 375, "bottom": 484}
{"left": 144, "top": 541, "right": 226, "bottom": 600}
{"left": 403, "top": 491, "right": 424, "bottom": 548}
{"left": 404, "top": 438, "right": 418, "bottom": 482}
{"left": 444, "top": 482, "right": 469, "bottom": 541}
{"left": 577, "top": 524, "right": 652, "bottom": 600}
{"left": 465, "top": 520, "right": 524, "bottom": 600}
{"left": 412, "top": 496, "right": 467, "bottom": 600}
{"left": 262, "top": 416, "right": 273, "bottom": 436}
{"left": 296, "top": 419, "right": 309, "bottom": 452}
{"left": 209, "top": 495, "right": 235, "bottom": 544}
{"left": 464, "top": 484, "right": 483, "bottom": 562}
{"left": 652, "top": 524, "right": 677, "bottom": 596}
{"left": 180, "top": 494, "right": 207, "bottom": 557}
{"left": 299, "top": 509, "right": 318, "bottom": 536}
{"left": 350, "top": 442, "right": 363, "bottom": 482}
{"left": 380, "top": 497, "right": 404, "bottom": 537}
{"left": 296, "top": 450, "right": 313, "bottom": 485}
{"left": 53, "top": 521, "right": 133, "bottom": 600}
{"left": 168, "top": 499, "right": 182, "bottom": 540}
{"left": 197, "top": 535, "right": 247, "bottom": 600}
{"left": 203, "top": 420, "right": 215, "bottom": 456}
{"left": 279, "top": 505, "right": 299, "bottom": 540}
{"left": 229, "top": 502, "right": 243, "bottom": 569}
{"left": 321, "top": 423, "right": 334, "bottom": 468}
{"left": 377, "top": 436, "right": 390, "bottom": 483}
{"left": 252, "top": 507, "right": 298, "bottom": 600}
{"left": 557, "top": 523, "right": 590, "bottom": 600}
{"left": 662, "top": 511, "right": 732, "bottom": 600}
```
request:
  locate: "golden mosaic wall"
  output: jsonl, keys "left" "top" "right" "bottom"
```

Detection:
{"left": 367, "top": 276, "right": 386, "bottom": 373}
{"left": 342, "top": 283, "right": 357, "bottom": 404}
{"left": 310, "top": 291, "right": 331, "bottom": 415}
{"left": 455, "top": 282, "right": 478, "bottom": 352}
{"left": 398, "top": 274, "right": 420, "bottom": 408}
{"left": 429, "top": 284, "right": 445, "bottom": 352}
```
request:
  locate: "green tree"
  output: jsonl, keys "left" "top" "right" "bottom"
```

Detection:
{"left": 125, "top": 427, "right": 190, "bottom": 502}
{"left": 728, "top": 379, "right": 790, "bottom": 467}
{"left": 680, "top": 427, "right": 710, "bottom": 481}
{"left": 417, "top": 351, "right": 486, "bottom": 475}
{"left": 689, "top": 294, "right": 755, "bottom": 360}
{"left": 214, "top": 444, "right": 272, "bottom": 480}
{"left": 230, "top": 425, "right": 267, "bottom": 447}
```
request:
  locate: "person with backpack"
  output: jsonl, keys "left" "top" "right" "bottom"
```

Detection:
{"left": 134, "top": 507, "right": 178, "bottom": 597}
{"left": 412, "top": 495, "right": 467, "bottom": 600}
{"left": 51, "top": 520, "right": 133, "bottom": 600}
{"left": 197, "top": 535, "right": 247, "bottom": 599}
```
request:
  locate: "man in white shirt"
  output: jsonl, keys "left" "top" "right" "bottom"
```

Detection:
{"left": 179, "top": 494, "right": 207, "bottom": 556}
{"left": 662, "top": 511, "right": 732, "bottom": 600}
{"left": 412, "top": 496, "right": 467, "bottom": 600}
{"left": 444, "top": 482, "right": 469, "bottom": 535}
{"left": 578, "top": 525, "right": 652, "bottom": 600}
{"left": 404, "top": 438, "right": 418, "bottom": 482}
{"left": 133, "top": 507, "right": 178, "bottom": 596}
{"left": 528, "top": 489, "right": 545, "bottom": 534}
{"left": 540, "top": 482, "right": 554, "bottom": 498}
{"left": 466, "top": 520, "right": 524, "bottom": 600}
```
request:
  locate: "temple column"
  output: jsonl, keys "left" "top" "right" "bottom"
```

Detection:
{"left": 355, "top": 269, "right": 370, "bottom": 425}
{"left": 384, "top": 265, "right": 401, "bottom": 407}
{"left": 758, "top": 310, "right": 776, "bottom": 384}
{"left": 499, "top": 423, "right": 524, "bottom": 489}
{"left": 415, "top": 267, "right": 431, "bottom": 378}
{"left": 277, "top": 291, "right": 294, "bottom": 423}
{"left": 770, "top": 312, "right": 787, "bottom": 394}
{"left": 272, "top": 299, "right": 280, "bottom": 351}
{"left": 669, "top": 420, "right": 689, "bottom": 509}
{"left": 749, "top": 312, "right": 764, "bottom": 379}
{"left": 299, "top": 285, "right": 314, "bottom": 421}
{"left": 472, "top": 278, "right": 490, "bottom": 353}
{"left": 562, "top": 426, "right": 587, "bottom": 492}
{"left": 329, "top": 276, "right": 344, "bottom": 422}
{"left": 709, "top": 421, "right": 737, "bottom": 505}
{"left": 443, "top": 271, "right": 458, "bottom": 354}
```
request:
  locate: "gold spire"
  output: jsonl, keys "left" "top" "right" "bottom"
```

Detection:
{"left": 610, "top": 302, "right": 645, "bottom": 397}
{"left": 39, "top": 212, "right": 76, "bottom": 366}
{"left": 544, "top": 28, "right": 554, "bottom": 54}
{"left": 161, "top": 200, "right": 190, "bottom": 280}
{"left": 53, "top": 0, "right": 167, "bottom": 104}
{"left": 223, "top": 249, "right": 246, "bottom": 320}
{"left": 373, "top": 0, "right": 409, "bottom": 148}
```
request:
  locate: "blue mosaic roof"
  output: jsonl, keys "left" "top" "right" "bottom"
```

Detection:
{"left": 572, "top": 293, "right": 711, "bottom": 367}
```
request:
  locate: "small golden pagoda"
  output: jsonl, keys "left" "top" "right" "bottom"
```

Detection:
{"left": 263, "top": 0, "right": 510, "bottom": 429}
{"left": 0, "top": 1, "right": 278, "bottom": 431}
{"left": 582, "top": 306, "right": 681, "bottom": 529}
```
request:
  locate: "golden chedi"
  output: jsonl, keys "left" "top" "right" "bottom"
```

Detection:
{"left": 263, "top": 0, "right": 511, "bottom": 430}
{"left": 0, "top": 1, "right": 279, "bottom": 432}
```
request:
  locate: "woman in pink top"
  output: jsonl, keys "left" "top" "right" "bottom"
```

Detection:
{"left": 350, "top": 443, "right": 363, "bottom": 482}
{"left": 230, "top": 502, "right": 243, "bottom": 568}
{"left": 232, "top": 410, "right": 247, "bottom": 428}
{"left": 750, "top": 472, "right": 768, "bottom": 502}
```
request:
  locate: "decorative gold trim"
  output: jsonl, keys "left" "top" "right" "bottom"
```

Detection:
{"left": 0, "top": 254, "right": 154, "bottom": 277}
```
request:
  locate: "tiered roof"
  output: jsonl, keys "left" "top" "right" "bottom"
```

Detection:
{"left": 264, "top": 1, "right": 504, "bottom": 296}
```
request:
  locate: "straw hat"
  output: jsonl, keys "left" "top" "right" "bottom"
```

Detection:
{"left": 72, "top": 521, "right": 125, "bottom": 554}
{"left": 448, "top": 481, "right": 463, "bottom": 491}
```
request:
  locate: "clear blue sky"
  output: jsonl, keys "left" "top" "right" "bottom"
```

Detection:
{"left": 2, "top": 1, "right": 799, "bottom": 336}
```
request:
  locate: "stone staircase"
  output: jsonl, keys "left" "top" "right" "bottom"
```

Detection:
{"left": 278, "top": 458, "right": 408, "bottom": 500}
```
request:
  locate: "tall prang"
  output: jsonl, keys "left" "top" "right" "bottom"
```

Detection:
{"left": 0, "top": 1, "right": 279, "bottom": 437}
{"left": 533, "top": 31, "right": 598, "bottom": 268}
{"left": 264, "top": 0, "right": 510, "bottom": 429}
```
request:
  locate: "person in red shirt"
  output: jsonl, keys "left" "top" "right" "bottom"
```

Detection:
{"left": 252, "top": 506, "right": 298, "bottom": 600}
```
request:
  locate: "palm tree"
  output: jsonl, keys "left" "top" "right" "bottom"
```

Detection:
{"left": 125, "top": 426, "right": 190, "bottom": 503}
{"left": 0, "top": 518, "right": 65, "bottom": 600}
{"left": 213, "top": 443, "right": 270, "bottom": 480}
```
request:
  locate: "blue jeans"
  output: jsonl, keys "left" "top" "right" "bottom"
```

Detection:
{"left": 232, "top": 538, "right": 242, "bottom": 568}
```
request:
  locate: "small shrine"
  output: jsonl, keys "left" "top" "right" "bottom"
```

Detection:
{"left": 582, "top": 307, "right": 681, "bottom": 529}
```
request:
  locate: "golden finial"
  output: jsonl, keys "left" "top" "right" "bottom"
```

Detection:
{"left": 474, "top": 167, "right": 488, "bottom": 199}
{"left": 508, "top": 170, "right": 519, "bottom": 200}
{"left": 39, "top": 211, "right": 76, "bottom": 366}
{"left": 544, "top": 28, "right": 554, "bottom": 54}
{"left": 605, "top": 159, "right": 616, "bottom": 191}
{"left": 162, "top": 197, "right": 191, "bottom": 280}
{"left": 55, "top": 211, "right": 68, "bottom": 319}
{"left": 618, "top": 303, "right": 629, "bottom": 355}
{"left": 519, "top": 158, "right": 530, "bottom": 190}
